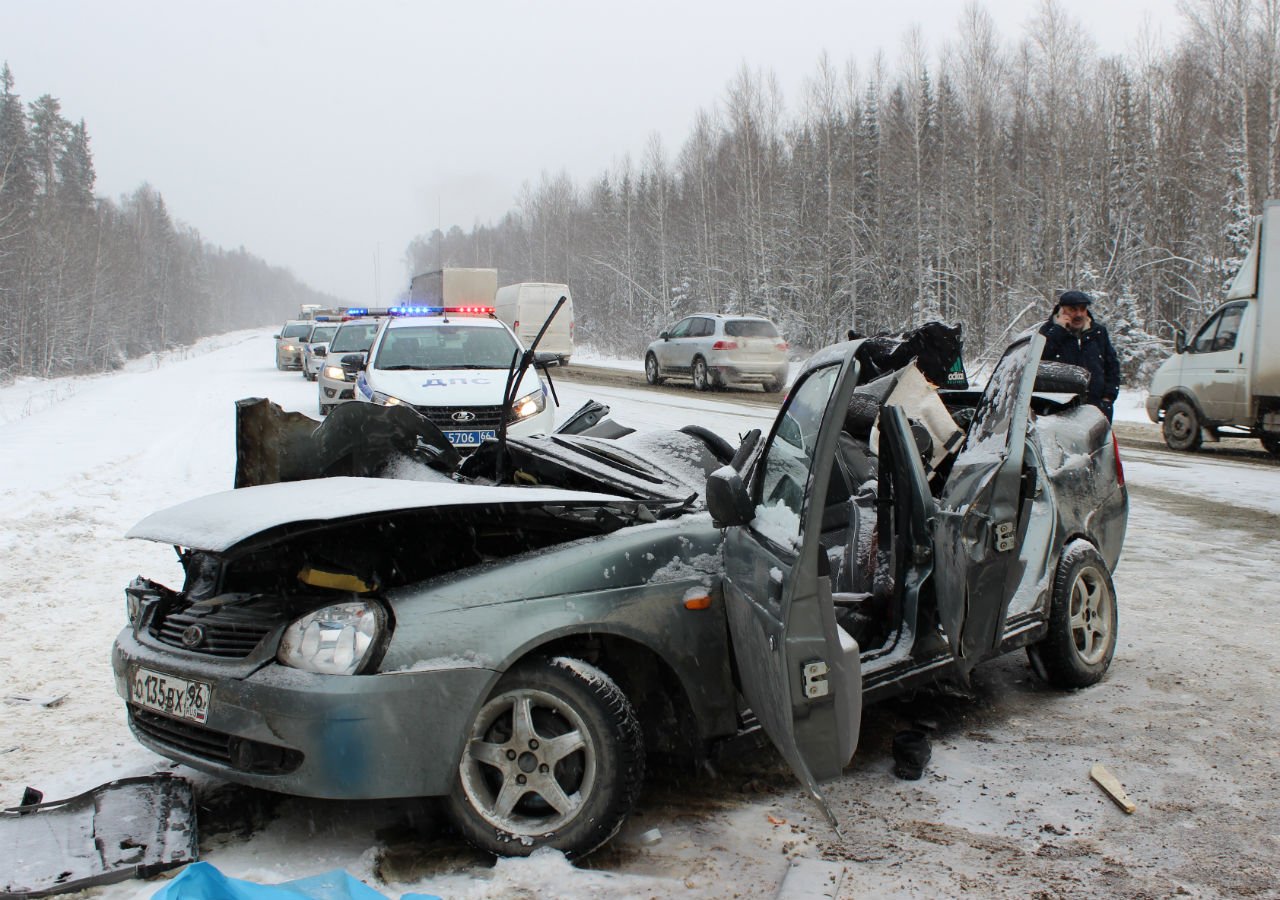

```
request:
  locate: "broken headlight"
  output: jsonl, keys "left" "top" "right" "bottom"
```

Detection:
{"left": 278, "top": 601, "right": 386, "bottom": 675}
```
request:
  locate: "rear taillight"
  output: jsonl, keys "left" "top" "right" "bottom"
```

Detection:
{"left": 513, "top": 320, "right": 520, "bottom": 330}
{"left": 713, "top": 340, "right": 738, "bottom": 350}
{"left": 776, "top": 341, "right": 789, "bottom": 350}
{"left": 1112, "top": 432, "right": 1125, "bottom": 487}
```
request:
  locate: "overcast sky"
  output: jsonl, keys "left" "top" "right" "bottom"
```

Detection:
{"left": 8, "top": 0, "right": 1183, "bottom": 305}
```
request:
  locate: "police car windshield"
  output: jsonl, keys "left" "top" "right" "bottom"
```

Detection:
{"left": 374, "top": 324, "right": 519, "bottom": 370}
{"left": 307, "top": 325, "right": 337, "bottom": 343}
{"left": 330, "top": 322, "right": 380, "bottom": 353}
{"left": 280, "top": 323, "right": 311, "bottom": 338}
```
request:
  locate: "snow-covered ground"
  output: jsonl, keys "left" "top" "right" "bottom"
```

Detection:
{"left": 2, "top": 329, "right": 1278, "bottom": 898}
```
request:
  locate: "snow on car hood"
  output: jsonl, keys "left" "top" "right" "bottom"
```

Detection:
{"left": 363, "top": 368, "right": 542, "bottom": 406}
{"left": 127, "top": 476, "right": 628, "bottom": 552}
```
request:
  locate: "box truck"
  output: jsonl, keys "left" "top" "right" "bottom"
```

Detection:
{"left": 1147, "top": 200, "right": 1280, "bottom": 456}
{"left": 494, "top": 283, "right": 574, "bottom": 362}
{"left": 408, "top": 268, "right": 498, "bottom": 308}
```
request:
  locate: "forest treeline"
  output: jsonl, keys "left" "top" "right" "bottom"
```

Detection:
{"left": 409, "top": 0, "right": 1278, "bottom": 382}
{"left": 0, "top": 64, "right": 339, "bottom": 381}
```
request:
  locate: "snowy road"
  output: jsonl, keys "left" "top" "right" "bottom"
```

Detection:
{"left": 1, "top": 329, "right": 1277, "bottom": 898}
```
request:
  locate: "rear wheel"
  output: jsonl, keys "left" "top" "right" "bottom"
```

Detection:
{"left": 1028, "top": 543, "right": 1118, "bottom": 689}
{"left": 1261, "top": 433, "right": 1280, "bottom": 458}
{"left": 644, "top": 352, "right": 663, "bottom": 385}
{"left": 1162, "top": 399, "right": 1202, "bottom": 451}
{"left": 762, "top": 377, "right": 782, "bottom": 393}
{"left": 692, "top": 357, "right": 711, "bottom": 391}
{"left": 446, "top": 657, "right": 644, "bottom": 859}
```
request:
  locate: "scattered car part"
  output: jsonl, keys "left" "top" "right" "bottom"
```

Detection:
{"left": 0, "top": 774, "right": 196, "bottom": 898}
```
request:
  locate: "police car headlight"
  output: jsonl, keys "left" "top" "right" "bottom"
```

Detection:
{"left": 510, "top": 388, "right": 546, "bottom": 422}
{"left": 323, "top": 365, "right": 345, "bottom": 380}
{"left": 278, "top": 601, "right": 386, "bottom": 675}
{"left": 372, "top": 391, "right": 403, "bottom": 406}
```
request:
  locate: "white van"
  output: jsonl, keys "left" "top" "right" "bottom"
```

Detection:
{"left": 494, "top": 283, "right": 574, "bottom": 362}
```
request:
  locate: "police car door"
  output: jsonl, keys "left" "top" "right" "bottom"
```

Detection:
{"left": 933, "top": 332, "right": 1043, "bottom": 672}
{"left": 721, "top": 346, "right": 862, "bottom": 826}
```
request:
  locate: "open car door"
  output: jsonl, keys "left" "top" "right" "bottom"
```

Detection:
{"left": 720, "top": 345, "right": 863, "bottom": 827}
{"left": 933, "top": 332, "right": 1044, "bottom": 672}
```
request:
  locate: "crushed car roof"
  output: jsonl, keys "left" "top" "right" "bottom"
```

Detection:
{"left": 126, "top": 477, "right": 631, "bottom": 552}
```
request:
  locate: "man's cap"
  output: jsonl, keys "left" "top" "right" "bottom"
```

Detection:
{"left": 1058, "top": 290, "right": 1093, "bottom": 307}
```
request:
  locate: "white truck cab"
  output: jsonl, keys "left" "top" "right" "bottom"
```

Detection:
{"left": 494, "top": 283, "right": 574, "bottom": 362}
{"left": 353, "top": 305, "right": 556, "bottom": 449}
{"left": 1148, "top": 201, "right": 1280, "bottom": 457}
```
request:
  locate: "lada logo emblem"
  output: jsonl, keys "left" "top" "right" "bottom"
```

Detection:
{"left": 452, "top": 411, "right": 477, "bottom": 422}
{"left": 181, "top": 625, "right": 206, "bottom": 648}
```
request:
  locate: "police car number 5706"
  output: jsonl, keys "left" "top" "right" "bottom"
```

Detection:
{"left": 129, "top": 666, "right": 211, "bottom": 723}
{"left": 446, "top": 430, "right": 496, "bottom": 447}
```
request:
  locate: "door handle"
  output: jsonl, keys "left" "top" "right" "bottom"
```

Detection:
{"left": 1215, "top": 369, "right": 1230, "bottom": 373}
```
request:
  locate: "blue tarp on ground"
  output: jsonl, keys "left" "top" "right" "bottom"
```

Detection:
{"left": 152, "top": 862, "right": 441, "bottom": 900}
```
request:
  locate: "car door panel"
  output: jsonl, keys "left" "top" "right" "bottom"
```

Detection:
{"left": 721, "top": 351, "right": 862, "bottom": 825}
{"left": 933, "top": 333, "right": 1042, "bottom": 672}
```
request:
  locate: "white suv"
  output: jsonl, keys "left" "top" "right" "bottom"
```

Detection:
{"left": 645, "top": 313, "right": 789, "bottom": 392}
{"left": 317, "top": 316, "right": 383, "bottom": 416}
{"left": 353, "top": 306, "right": 555, "bottom": 448}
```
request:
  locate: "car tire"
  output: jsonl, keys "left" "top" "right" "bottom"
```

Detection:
{"left": 644, "top": 353, "right": 664, "bottom": 386}
{"left": 1034, "top": 361, "right": 1090, "bottom": 395}
{"left": 692, "top": 357, "right": 711, "bottom": 391}
{"left": 1162, "top": 399, "right": 1202, "bottom": 451}
{"left": 446, "top": 656, "right": 644, "bottom": 859}
{"left": 763, "top": 377, "right": 782, "bottom": 393}
{"left": 1261, "top": 433, "right": 1280, "bottom": 458}
{"left": 319, "top": 403, "right": 331, "bottom": 417}
{"left": 1027, "top": 543, "right": 1118, "bottom": 689}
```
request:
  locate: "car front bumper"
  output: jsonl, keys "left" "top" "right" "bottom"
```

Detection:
{"left": 112, "top": 628, "right": 494, "bottom": 799}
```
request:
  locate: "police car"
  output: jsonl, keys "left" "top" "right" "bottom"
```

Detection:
{"left": 353, "top": 305, "right": 555, "bottom": 447}
{"left": 317, "top": 312, "right": 384, "bottom": 416}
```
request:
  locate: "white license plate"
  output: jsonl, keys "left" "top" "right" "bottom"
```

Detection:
{"left": 129, "top": 666, "right": 211, "bottom": 724}
{"left": 445, "top": 429, "right": 496, "bottom": 447}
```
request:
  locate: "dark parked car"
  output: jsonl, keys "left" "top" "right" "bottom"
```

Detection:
{"left": 112, "top": 330, "right": 1127, "bottom": 858}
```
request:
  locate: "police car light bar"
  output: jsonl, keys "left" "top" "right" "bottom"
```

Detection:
{"left": 388, "top": 305, "right": 495, "bottom": 316}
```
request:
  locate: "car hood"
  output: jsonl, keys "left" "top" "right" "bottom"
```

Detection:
{"left": 369, "top": 368, "right": 541, "bottom": 406}
{"left": 127, "top": 476, "right": 630, "bottom": 552}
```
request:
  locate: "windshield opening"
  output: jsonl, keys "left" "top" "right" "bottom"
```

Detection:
{"left": 281, "top": 323, "right": 311, "bottom": 338}
{"left": 307, "top": 325, "right": 337, "bottom": 343}
{"left": 374, "top": 325, "right": 519, "bottom": 370}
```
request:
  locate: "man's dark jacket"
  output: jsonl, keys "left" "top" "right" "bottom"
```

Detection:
{"left": 1038, "top": 314, "right": 1121, "bottom": 417}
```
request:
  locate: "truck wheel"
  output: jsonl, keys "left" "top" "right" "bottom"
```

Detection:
{"left": 1262, "top": 434, "right": 1280, "bottom": 458}
{"left": 1162, "top": 399, "right": 1202, "bottom": 451}
{"left": 644, "top": 353, "right": 664, "bottom": 385}
{"left": 446, "top": 656, "right": 644, "bottom": 859}
{"left": 1027, "top": 543, "right": 1118, "bottom": 689}
{"left": 692, "top": 357, "right": 711, "bottom": 391}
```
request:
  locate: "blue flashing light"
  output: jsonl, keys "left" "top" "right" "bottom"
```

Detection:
{"left": 390, "top": 305, "right": 444, "bottom": 316}
{"left": 346, "top": 307, "right": 369, "bottom": 316}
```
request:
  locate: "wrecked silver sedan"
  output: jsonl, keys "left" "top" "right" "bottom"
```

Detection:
{"left": 111, "top": 330, "right": 1127, "bottom": 858}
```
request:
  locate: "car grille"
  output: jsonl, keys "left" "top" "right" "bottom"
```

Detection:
{"left": 412, "top": 404, "right": 505, "bottom": 430}
{"left": 129, "top": 708, "right": 302, "bottom": 774}
{"left": 151, "top": 596, "right": 286, "bottom": 658}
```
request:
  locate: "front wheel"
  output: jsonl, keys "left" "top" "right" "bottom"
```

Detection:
{"left": 692, "top": 357, "right": 711, "bottom": 391}
{"left": 1162, "top": 399, "right": 1202, "bottom": 451}
{"left": 446, "top": 656, "right": 644, "bottom": 859}
{"left": 1028, "top": 543, "right": 1118, "bottom": 689}
{"left": 644, "top": 353, "right": 664, "bottom": 385}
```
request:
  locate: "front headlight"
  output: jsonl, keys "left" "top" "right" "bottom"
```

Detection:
{"left": 278, "top": 601, "right": 386, "bottom": 675}
{"left": 371, "top": 391, "right": 403, "bottom": 406}
{"left": 323, "top": 364, "right": 345, "bottom": 380}
{"left": 509, "top": 387, "right": 546, "bottom": 422}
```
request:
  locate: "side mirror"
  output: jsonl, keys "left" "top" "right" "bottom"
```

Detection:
{"left": 534, "top": 351, "right": 561, "bottom": 368}
{"left": 340, "top": 353, "right": 365, "bottom": 376}
{"left": 1174, "top": 328, "right": 1187, "bottom": 354}
{"left": 313, "top": 346, "right": 327, "bottom": 358}
{"left": 273, "top": 334, "right": 281, "bottom": 340}
{"left": 659, "top": 330, "right": 670, "bottom": 341}
{"left": 706, "top": 464, "right": 754, "bottom": 528}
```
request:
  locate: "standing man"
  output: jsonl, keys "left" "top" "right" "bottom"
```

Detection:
{"left": 1039, "top": 290, "right": 1121, "bottom": 421}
